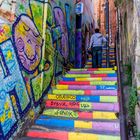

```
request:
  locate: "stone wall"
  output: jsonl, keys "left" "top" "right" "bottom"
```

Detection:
{"left": 116, "top": 0, "right": 140, "bottom": 133}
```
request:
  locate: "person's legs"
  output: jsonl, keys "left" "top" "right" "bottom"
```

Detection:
{"left": 92, "top": 47, "right": 97, "bottom": 68}
{"left": 97, "top": 47, "right": 102, "bottom": 68}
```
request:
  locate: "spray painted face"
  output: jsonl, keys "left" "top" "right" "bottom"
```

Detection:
{"left": 13, "top": 14, "right": 43, "bottom": 72}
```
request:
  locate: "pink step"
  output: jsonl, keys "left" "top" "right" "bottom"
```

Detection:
{"left": 46, "top": 100, "right": 119, "bottom": 112}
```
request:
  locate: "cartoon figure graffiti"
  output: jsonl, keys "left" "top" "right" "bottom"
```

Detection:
{"left": 12, "top": 14, "right": 43, "bottom": 73}
{"left": 0, "top": 0, "right": 76, "bottom": 139}
{"left": 54, "top": 7, "right": 69, "bottom": 59}
{"left": 12, "top": 13, "right": 53, "bottom": 106}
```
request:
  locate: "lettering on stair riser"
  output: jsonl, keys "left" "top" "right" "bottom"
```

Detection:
{"left": 80, "top": 104, "right": 89, "bottom": 108}
{"left": 80, "top": 103, "right": 92, "bottom": 110}
{"left": 80, "top": 97, "right": 90, "bottom": 101}
{"left": 48, "top": 101, "right": 79, "bottom": 109}
{"left": 44, "top": 109, "right": 78, "bottom": 118}
{"left": 50, "top": 101, "right": 67, "bottom": 107}
{"left": 55, "top": 110, "right": 78, "bottom": 118}
{"left": 98, "top": 86, "right": 117, "bottom": 90}
{"left": 91, "top": 81, "right": 117, "bottom": 85}
{"left": 69, "top": 102, "right": 79, "bottom": 107}
{"left": 56, "top": 95, "right": 76, "bottom": 100}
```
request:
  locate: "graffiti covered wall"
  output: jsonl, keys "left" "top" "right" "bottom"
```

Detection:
{"left": 75, "top": 0, "right": 95, "bottom": 68}
{"left": 0, "top": 0, "right": 76, "bottom": 139}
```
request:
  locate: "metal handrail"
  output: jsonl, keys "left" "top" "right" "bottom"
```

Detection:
{"left": 116, "top": 37, "right": 128, "bottom": 140}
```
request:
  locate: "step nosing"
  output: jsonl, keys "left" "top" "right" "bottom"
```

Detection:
{"left": 39, "top": 115, "right": 120, "bottom": 122}
{"left": 26, "top": 129, "right": 121, "bottom": 137}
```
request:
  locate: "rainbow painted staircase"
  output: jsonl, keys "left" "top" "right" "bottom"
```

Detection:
{"left": 21, "top": 58, "right": 121, "bottom": 140}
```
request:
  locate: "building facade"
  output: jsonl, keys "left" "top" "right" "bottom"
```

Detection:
{"left": 94, "top": 0, "right": 116, "bottom": 44}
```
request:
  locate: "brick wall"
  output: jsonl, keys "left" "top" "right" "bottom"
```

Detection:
{"left": 94, "top": 0, "right": 116, "bottom": 44}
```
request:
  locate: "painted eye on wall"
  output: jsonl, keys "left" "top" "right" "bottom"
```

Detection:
{"left": 27, "top": 39, "right": 32, "bottom": 44}
{"left": 16, "top": 37, "right": 24, "bottom": 52}
{"left": 23, "top": 25, "right": 30, "bottom": 31}
{"left": 32, "top": 31, "right": 39, "bottom": 37}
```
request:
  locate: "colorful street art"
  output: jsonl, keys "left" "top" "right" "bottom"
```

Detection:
{"left": 0, "top": 0, "right": 95, "bottom": 139}
{"left": 0, "top": 23, "right": 11, "bottom": 43}
{"left": 0, "top": 39, "right": 30, "bottom": 139}
{"left": 0, "top": 0, "right": 16, "bottom": 22}
{"left": 13, "top": 14, "right": 43, "bottom": 73}
{"left": 0, "top": 0, "right": 76, "bottom": 139}
{"left": 54, "top": 7, "right": 69, "bottom": 59}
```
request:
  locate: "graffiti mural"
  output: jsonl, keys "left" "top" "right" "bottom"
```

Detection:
{"left": 0, "top": 23, "right": 11, "bottom": 43}
{"left": 54, "top": 7, "right": 69, "bottom": 59}
{"left": 0, "top": 39, "right": 30, "bottom": 139}
{"left": 0, "top": 0, "right": 16, "bottom": 22}
{"left": 65, "top": 4, "right": 75, "bottom": 62}
{"left": 0, "top": 0, "right": 76, "bottom": 139}
{"left": 13, "top": 14, "right": 43, "bottom": 73}
{"left": 29, "top": 0, "right": 44, "bottom": 33}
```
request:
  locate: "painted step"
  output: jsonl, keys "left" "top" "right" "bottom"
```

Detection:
{"left": 110, "top": 60, "right": 116, "bottom": 62}
{"left": 102, "top": 60, "right": 107, "bottom": 63}
{"left": 52, "top": 89, "right": 118, "bottom": 96}
{"left": 27, "top": 130, "right": 68, "bottom": 140}
{"left": 86, "top": 63, "right": 92, "bottom": 65}
{"left": 58, "top": 81, "right": 117, "bottom": 85}
{"left": 87, "top": 62, "right": 92, "bottom": 64}
{"left": 70, "top": 67, "right": 115, "bottom": 71}
{"left": 68, "top": 70, "right": 116, "bottom": 74}
{"left": 47, "top": 94, "right": 118, "bottom": 103}
{"left": 102, "top": 66, "right": 107, "bottom": 68}
{"left": 62, "top": 77, "right": 117, "bottom": 81}
{"left": 85, "top": 65, "right": 92, "bottom": 67}
{"left": 65, "top": 73, "right": 117, "bottom": 78}
{"left": 26, "top": 130, "right": 121, "bottom": 140}
{"left": 109, "top": 50, "right": 115, "bottom": 53}
{"left": 88, "top": 59, "right": 92, "bottom": 61}
{"left": 19, "top": 137, "right": 45, "bottom": 140}
{"left": 85, "top": 65, "right": 92, "bottom": 68}
{"left": 35, "top": 118, "right": 120, "bottom": 133}
{"left": 109, "top": 53, "right": 115, "bottom": 55}
{"left": 42, "top": 109, "right": 118, "bottom": 120}
{"left": 109, "top": 55, "right": 115, "bottom": 57}
{"left": 46, "top": 100, "right": 119, "bottom": 112}
{"left": 56, "top": 85, "right": 118, "bottom": 90}
{"left": 102, "top": 65, "right": 107, "bottom": 67}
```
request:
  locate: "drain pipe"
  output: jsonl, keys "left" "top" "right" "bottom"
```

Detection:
{"left": 75, "top": 1, "right": 84, "bottom": 68}
{"left": 105, "top": 0, "right": 110, "bottom": 68}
